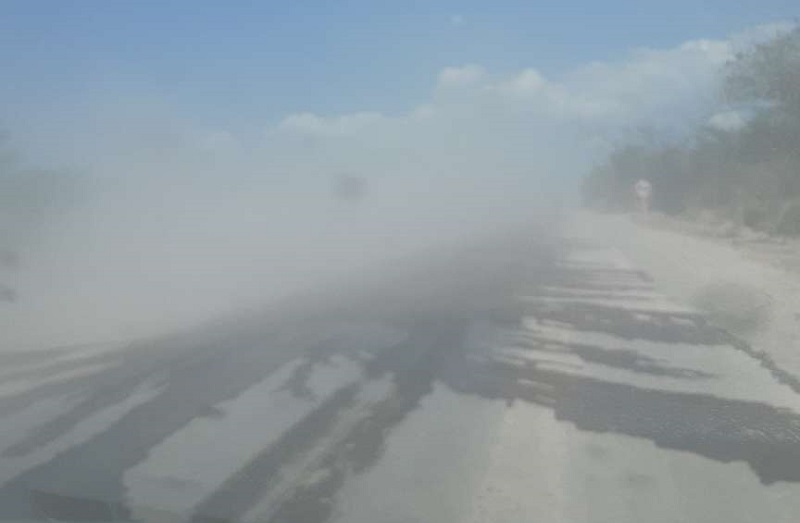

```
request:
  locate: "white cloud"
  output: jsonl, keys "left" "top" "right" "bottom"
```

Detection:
{"left": 278, "top": 111, "right": 384, "bottom": 136}
{"left": 728, "top": 21, "right": 795, "bottom": 51}
{"left": 259, "top": 29, "right": 750, "bottom": 222}
{"left": 708, "top": 110, "right": 748, "bottom": 131}
{"left": 558, "top": 37, "right": 733, "bottom": 127}
{"left": 436, "top": 64, "right": 485, "bottom": 88}
{"left": 450, "top": 14, "right": 465, "bottom": 27}
{"left": 410, "top": 104, "right": 435, "bottom": 120}
{"left": 496, "top": 68, "right": 547, "bottom": 96}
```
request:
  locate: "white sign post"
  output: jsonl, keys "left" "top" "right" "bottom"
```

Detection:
{"left": 634, "top": 179, "right": 653, "bottom": 215}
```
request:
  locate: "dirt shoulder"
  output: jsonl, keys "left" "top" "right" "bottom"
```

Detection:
{"left": 642, "top": 212, "right": 800, "bottom": 276}
{"left": 571, "top": 211, "right": 800, "bottom": 382}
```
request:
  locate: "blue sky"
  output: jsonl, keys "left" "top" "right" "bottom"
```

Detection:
{"left": 0, "top": 0, "right": 796, "bottom": 129}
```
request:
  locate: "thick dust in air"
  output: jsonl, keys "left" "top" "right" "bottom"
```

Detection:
{"left": 0, "top": 97, "right": 569, "bottom": 352}
{"left": 1, "top": 21, "right": 791, "bottom": 352}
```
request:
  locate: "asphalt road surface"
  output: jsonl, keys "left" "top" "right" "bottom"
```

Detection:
{"left": 2, "top": 222, "right": 800, "bottom": 523}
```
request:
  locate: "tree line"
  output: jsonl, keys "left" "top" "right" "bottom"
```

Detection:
{"left": 583, "top": 24, "right": 800, "bottom": 235}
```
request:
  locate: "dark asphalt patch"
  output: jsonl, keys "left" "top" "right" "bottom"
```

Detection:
{"left": 443, "top": 258, "right": 800, "bottom": 485}
{"left": 0, "top": 332, "right": 323, "bottom": 520}
{"left": 512, "top": 332, "right": 715, "bottom": 379}
{"left": 524, "top": 301, "right": 724, "bottom": 345}
{"left": 189, "top": 319, "right": 466, "bottom": 523}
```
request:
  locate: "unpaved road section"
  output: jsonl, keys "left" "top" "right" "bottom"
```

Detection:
{"left": 1, "top": 216, "right": 800, "bottom": 523}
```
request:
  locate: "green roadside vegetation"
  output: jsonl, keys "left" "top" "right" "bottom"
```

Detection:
{"left": 583, "top": 25, "right": 800, "bottom": 236}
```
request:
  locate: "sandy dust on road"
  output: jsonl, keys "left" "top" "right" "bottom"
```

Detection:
{"left": 574, "top": 211, "right": 800, "bottom": 384}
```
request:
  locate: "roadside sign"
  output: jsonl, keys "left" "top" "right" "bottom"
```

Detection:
{"left": 634, "top": 179, "right": 653, "bottom": 214}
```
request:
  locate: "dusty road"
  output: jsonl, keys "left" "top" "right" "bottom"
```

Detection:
{"left": 1, "top": 216, "right": 800, "bottom": 522}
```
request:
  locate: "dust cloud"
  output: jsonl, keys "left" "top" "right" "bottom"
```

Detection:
{"left": 5, "top": 19, "right": 758, "bottom": 351}
{"left": 0, "top": 104, "right": 564, "bottom": 351}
